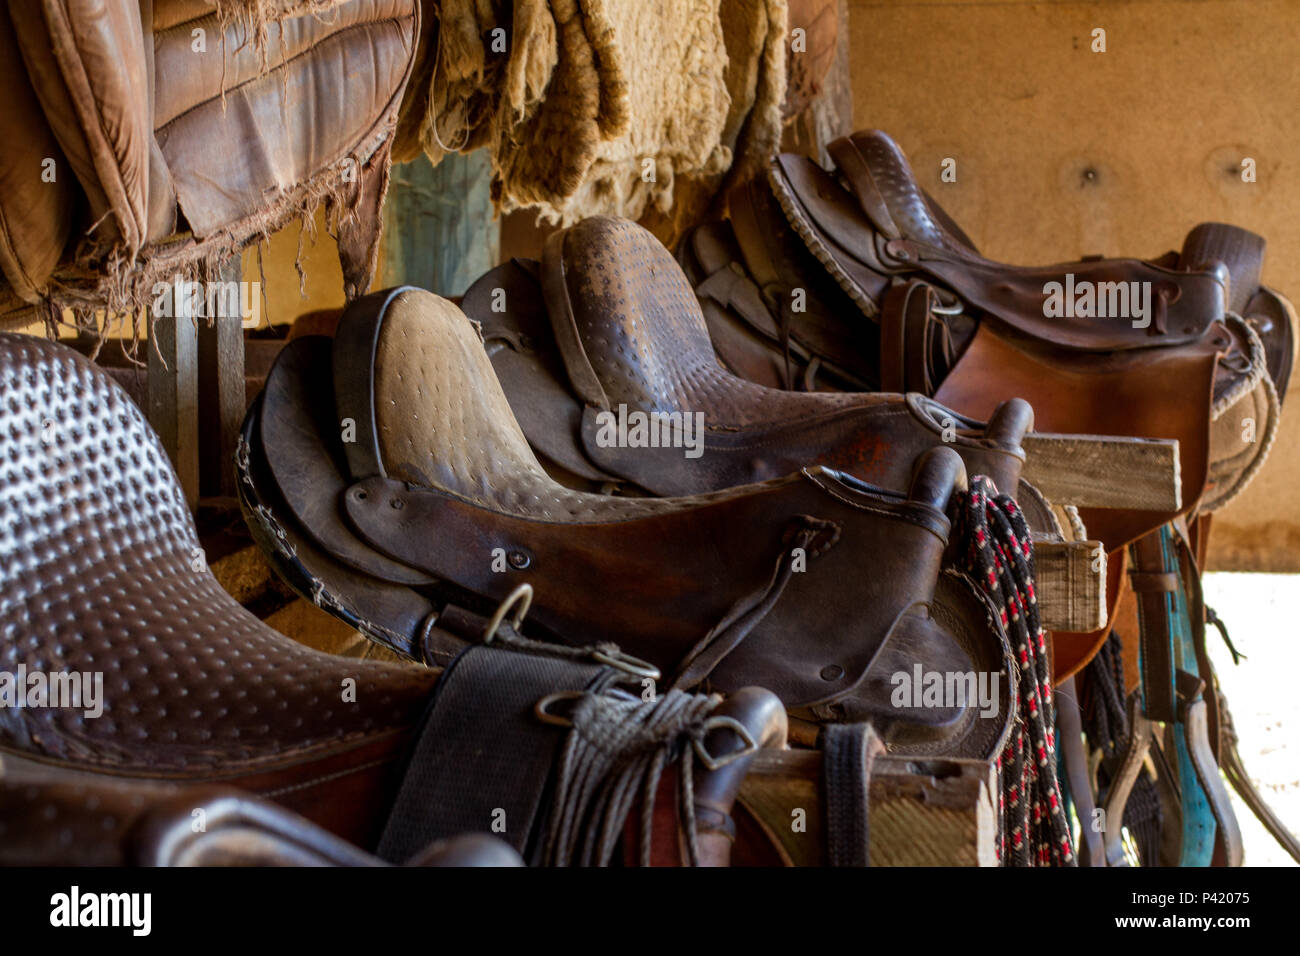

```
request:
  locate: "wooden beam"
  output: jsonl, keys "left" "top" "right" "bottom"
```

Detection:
{"left": 738, "top": 749, "right": 998, "bottom": 866}
{"left": 148, "top": 304, "right": 199, "bottom": 509}
{"left": 1023, "top": 433, "right": 1181, "bottom": 512}
{"left": 197, "top": 259, "right": 246, "bottom": 498}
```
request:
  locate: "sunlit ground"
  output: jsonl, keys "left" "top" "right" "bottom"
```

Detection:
{"left": 1203, "top": 573, "right": 1300, "bottom": 867}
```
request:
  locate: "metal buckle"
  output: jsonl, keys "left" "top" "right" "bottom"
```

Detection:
{"left": 692, "top": 715, "right": 758, "bottom": 771}
{"left": 482, "top": 583, "right": 533, "bottom": 644}
{"left": 929, "top": 290, "right": 965, "bottom": 315}
{"left": 591, "top": 648, "right": 661, "bottom": 681}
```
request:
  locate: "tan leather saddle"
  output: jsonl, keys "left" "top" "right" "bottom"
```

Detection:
{"left": 0, "top": 0, "right": 418, "bottom": 327}
{"left": 0, "top": 332, "right": 790, "bottom": 867}
{"left": 238, "top": 287, "right": 1016, "bottom": 757}
{"left": 698, "top": 129, "right": 1294, "bottom": 537}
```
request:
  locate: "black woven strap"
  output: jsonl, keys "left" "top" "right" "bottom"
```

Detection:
{"left": 376, "top": 644, "right": 610, "bottom": 864}
{"left": 822, "top": 722, "right": 881, "bottom": 867}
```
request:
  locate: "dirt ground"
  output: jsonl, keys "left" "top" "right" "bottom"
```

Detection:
{"left": 1203, "top": 573, "right": 1300, "bottom": 867}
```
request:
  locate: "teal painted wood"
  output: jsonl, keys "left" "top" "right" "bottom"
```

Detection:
{"left": 1135, "top": 525, "right": 1216, "bottom": 866}
{"left": 381, "top": 151, "right": 499, "bottom": 298}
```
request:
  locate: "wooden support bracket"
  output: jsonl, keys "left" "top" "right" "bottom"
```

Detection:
{"left": 738, "top": 749, "right": 999, "bottom": 866}
{"left": 1034, "top": 537, "right": 1108, "bottom": 632}
{"left": 1023, "top": 433, "right": 1181, "bottom": 512}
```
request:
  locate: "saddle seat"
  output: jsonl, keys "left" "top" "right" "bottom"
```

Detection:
{"left": 0, "top": 333, "right": 436, "bottom": 851}
{"left": 244, "top": 288, "right": 1016, "bottom": 755}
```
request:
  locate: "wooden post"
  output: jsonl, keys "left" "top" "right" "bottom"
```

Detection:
{"left": 197, "top": 259, "right": 246, "bottom": 499}
{"left": 148, "top": 293, "right": 200, "bottom": 509}
{"left": 381, "top": 151, "right": 499, "bottom": 296}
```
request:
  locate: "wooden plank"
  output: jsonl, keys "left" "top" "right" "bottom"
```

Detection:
{"left": 197, "top": 259, "right": 246, "bottom": 498}
{"left": 148, "top": 305, "right": 199, "bottom": 510}
{"left": 1022, "top": 433, "right": 1181, "bottom": 512}
{"left": 738, "top": 750, "right": 998, "bottom": 866}
{"left": 1035, "top": 537, "right": 1108, "bottom": 632}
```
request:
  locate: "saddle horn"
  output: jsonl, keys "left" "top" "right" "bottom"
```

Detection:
{"left": 908, "top": 445, "right": 968, "bottom": 514}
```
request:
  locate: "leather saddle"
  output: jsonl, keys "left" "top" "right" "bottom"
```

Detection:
{"left": 0, "top": 332, "right": 790, "bottom": 867}
{"left": 465, "top": 216, "right": 1035, "bottom": 506}
{"left": 0, "top": 0, "right": 418, "bottom": 326}
{"left": 687, "top": 129, "right": 1294, "bottom": 542}
{"left": 239, "top": 286, "right": 1016, "bottom": 756}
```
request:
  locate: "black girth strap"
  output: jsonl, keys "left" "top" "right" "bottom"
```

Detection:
{"left": 822, "top": 722, "right": 882, "bottom": 867}
{"left": 376, "top": 644, "right": 612, "bottom": 864}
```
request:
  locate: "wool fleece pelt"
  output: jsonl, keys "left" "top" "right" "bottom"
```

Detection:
{"left": 398, "top": 0, "right": 789, "bottom": 224}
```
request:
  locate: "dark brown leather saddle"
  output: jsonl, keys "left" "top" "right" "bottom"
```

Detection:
{"left": 0, "top": 332, "right": 793, "bottom": 867}
{"left": 238, "top": 286, "right": 1016, "bottom": 757}
{"left": 464, "top": 216, "right": 1034, "bottom": 504}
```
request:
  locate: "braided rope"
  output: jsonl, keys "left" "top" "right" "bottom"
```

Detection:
{"left": 540, "top": 687, "right": 723, "bottom": 867}
{"left": 954, "top": 476, "right": 1075, "bottom": 867}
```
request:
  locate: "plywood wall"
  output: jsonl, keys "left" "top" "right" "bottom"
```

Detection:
{"left": 847, "top": 0, "right": 1300, "bottom": 570}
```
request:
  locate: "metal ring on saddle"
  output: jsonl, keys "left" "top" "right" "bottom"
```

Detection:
{"left": 692, "top": 715, "right": 759, "bottom": 771}
{"left": 534, "top": 691, "right": 584, "bottom": 727}
{"left": 482, "top": 583, "right": 534, "bottom": 644}
{"left": 592, "top": 648, "right": 662, "bottom": 681}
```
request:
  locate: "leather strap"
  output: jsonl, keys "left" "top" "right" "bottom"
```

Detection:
{"left": 1180, "top": 679, "right": 1243, "bottom": 867}
{"left": 377, "top": 645, "right": 612, "bottom": 864}
{"left": 1128, "top": 531, "right": 1178, "bottom": 723}
{"left": 671, "top": 515, "right": 839, "bottom": 690}
{"left": 1219, "top": 693, "right": 1300, "bottom": 864}
{"left": 881, "top": 279, "right": 937, "bottom": 394}
{"left": 822, "top": 722, "right": 883, "bottom": 866}
{"left": 1129, "top": 525, "right": 1243, "bottom": 866}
